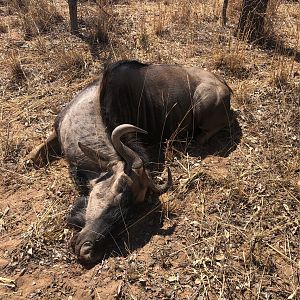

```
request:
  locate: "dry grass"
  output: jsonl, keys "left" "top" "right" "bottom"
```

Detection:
{"left": 0, "top": 0, "right": 299, "bottom": 299}
{"left": 7, "top": 52, "right": 27, "bottom": 85}
{"left": 10, "top": 176, "right": 76, "bottom": 268}
{"left": 0, "top": 20, "right": 8, "bottom": 33}
{"left": 153, "top": 3, "right": 169, "bottom": 36}
{"left": 270, "top": 55, "right": 294, "bottom": 89}
{"left": 54, "top": 48, "right": 89, "bottom": 79}
{"left": 10, "top": 0, "right": 64, "bottom": 38}
{"left": 80, "top": 1, "right": 113, "bottom": 44}
{"left": 213, "top": 48, "right": 250, "bottom": 79}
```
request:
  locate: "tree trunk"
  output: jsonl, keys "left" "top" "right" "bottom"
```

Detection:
{"left": 237, "top": 0, "right": 269, "bottom": 41}
{"left": 221, "top": 0, "right": 229, "bottom": 26}
{"left": 68, "top": 0, "right": 78, "bottom": 34}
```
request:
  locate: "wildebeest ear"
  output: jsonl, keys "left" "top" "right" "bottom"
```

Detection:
{"left": 78, "top": 142, "right": 110, "bottom": 163}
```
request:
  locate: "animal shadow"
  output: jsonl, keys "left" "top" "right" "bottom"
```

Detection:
{"left": 149, "top": 117, "right": 242, "bottom": 166}
{"left": 188, "top": 117, "right": 242, "bottom": 159}
{"left": 260, "top": 35, "right": 300, "bottom": 63}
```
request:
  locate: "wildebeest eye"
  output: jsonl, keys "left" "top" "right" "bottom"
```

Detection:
{"left": 116, "top": 175, "right": 130, "bottom": 193}
{"left": 92, "top": 171, "right": 113, "bottom": 185}
{"left": 113, "top": 193, "right": 123, "bottom": 205}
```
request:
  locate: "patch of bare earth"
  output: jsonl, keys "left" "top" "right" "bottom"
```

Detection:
{"left": 0, "top": 0, "right": 299, "bottom": 299}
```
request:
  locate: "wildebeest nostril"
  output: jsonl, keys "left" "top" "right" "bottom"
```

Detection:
{"left": 79, "top": 241, "right": 94, "bottom": 262}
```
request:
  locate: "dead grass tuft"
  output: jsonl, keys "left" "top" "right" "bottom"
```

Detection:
{"left": 153, "top": 4, "right": 169, "bottom": 36}
{"left": 10, "top": 188, "right": 75, "bottom": 268}
{"left": 54, "top": 48, "right": 89, "bottom": 79}
{"left": 0, "top": 20, "right": 8, "bottom": 33}
{"left": 91, "top": 17, "right": 109, "bottom": 44}
{"left": 213, "top": 49, "right": 250, "bottom": 79}
{"left": 137, "top": 14, "right": 151, "bottom": 50}
{"left": 78, "top": 1, "right": 117, "bottom": 45}
{"left": 18, "top": 0, "right": 63, "bottom": 38}
{"left": 269, "top": 51, "right": 297, "bottom": 89}
{"left": 32, "top": 36, "right": 48, "bottom": 54}
{"left": 8, "top": 52, "right": 27, "bottom": 84}
{"left": 86, "top": 4, "right": 112, "bottom": 44}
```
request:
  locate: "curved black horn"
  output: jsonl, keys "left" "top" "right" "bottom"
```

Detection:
{"left": 111, "top": 124, "right": 147, "bottom": 169}
{"left": 147, "top": 167, "right": 173, "bottom": 195}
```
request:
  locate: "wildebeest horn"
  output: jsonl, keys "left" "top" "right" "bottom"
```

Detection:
{"left": 147, "top": 167, "right": 173, "bottom": 195}
{"left": 111, "top": 124, "right": 147, "bottom": 169}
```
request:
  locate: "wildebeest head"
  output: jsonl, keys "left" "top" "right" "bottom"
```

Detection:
{"left": 68, "top": 124, "right": 172, "bottom": 264}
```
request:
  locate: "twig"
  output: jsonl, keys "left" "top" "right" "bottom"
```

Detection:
{"left": 266, "top": 243, "right": 300, "bottom": 269}
{"left": 0, "top": 276, "right": 16, "bottom": 289}
{"left": 0, "top": 166, "right": 32, "bottom": 179}
{"left": 170, "top": 240, "right": 205, "bottom": 257}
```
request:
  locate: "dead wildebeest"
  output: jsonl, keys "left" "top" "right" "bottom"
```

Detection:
{"left": 27, "top": 60, "right": 233, "bottom": 265}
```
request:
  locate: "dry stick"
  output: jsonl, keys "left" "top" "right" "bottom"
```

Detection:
{"left": 0, "top": 277, "right": 15, "bottom": 284}
{"left": 266, "top": 243, "right": 300, "bottom": 269}
{"left": 0, "top": 166, "right": 32, "bottom": 179}
{"left": 219, "top": 273, "right": 226, "bottom": 300}
{"left": 288, "top": 288, "right": 299, "bottom": 300}
{"left": 215, "top": 217, "right": 248, "bottom": 238}
{"left": 0, "top": 276, "right": 16, "bottom": 289}
{"left": 170, "top": 240, "right": 206, "bottom": 257}
{"left": 286, "top": 235, "right": 298, "bottom": 293}
{"left": 108, "top": 231, "right": 123, "bottom": 256}
{"left": 238, "top": 146, "right": 265, "bottom": 171}
{"left": 119, "top": 201, "right": 130, "bottom": 250}
{"left": 221, "top": 0, "right": 229, "bottom": 26}
{"left": 253, "top": 221, "right": 296, "bottom": 238}
{"left": 256, "top": 264, "right": 266, "bottom": 300}
{"left": 109, "top": 40, "right": 117, "bottom": 61}
{"left": 176, "top": 158, "right": 189, "bottom": 173}
{"left": 242, "top": 250, "right": 252, "bottom": 293}
{"left": 280, "top": 183, "right": 300, "bottom": 204}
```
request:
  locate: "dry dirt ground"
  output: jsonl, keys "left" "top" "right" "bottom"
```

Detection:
{"left": 0, "top": 0, "right": 299, "bottom": 299}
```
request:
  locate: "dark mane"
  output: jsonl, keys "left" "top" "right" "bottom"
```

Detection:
{"left": 100, "top": 60, "right": 148, "bottom": 112}
{"left": 103, "top": 60, "right": 148, "bottom": 74}
{"left": 99, "top": 60, "right": 150, "bottom": 167}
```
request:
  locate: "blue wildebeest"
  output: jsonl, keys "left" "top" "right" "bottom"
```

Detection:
{"left": 27, "top": 60, "right": 232, "bottom": 264}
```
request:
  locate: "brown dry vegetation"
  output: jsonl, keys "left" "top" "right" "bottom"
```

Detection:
{"left": 0, "top": 0, "right": 299, "bottom": 299}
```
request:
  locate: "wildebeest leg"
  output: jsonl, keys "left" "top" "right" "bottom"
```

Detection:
{"left": 197, "top": 125, "right": 226, "bottom": 145}
{"left": 25, "top": 131, "right": 61, "bottom": 167}
{"left": 197, "top": 109, "right": 234, "bottom": 145}
{"left": 193, "top": 83, "right": 232, "bottom": 145}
